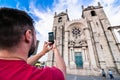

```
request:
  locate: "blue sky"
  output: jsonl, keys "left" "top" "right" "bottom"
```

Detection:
{"left": 0, "top": 0, "right": 120, "bottom": 61}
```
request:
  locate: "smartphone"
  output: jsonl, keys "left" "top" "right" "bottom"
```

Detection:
{"left": 48, "top": 32, "right": 54, "bottom": 44}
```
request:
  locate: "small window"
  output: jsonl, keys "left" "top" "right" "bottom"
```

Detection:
{"left": 91, "top": 11, "right": 96, "bottom": 16}
{"left": 58, "top": 17, "right": 62, "bottom": 22}
{"left": 100, "top": 44, "right": 103, "bottom": 49}
{"left": 118, "top": 30, "right": 120, "bottom": 35}
{"left": 96, "top": 22, "right": 98, "bottom": 26}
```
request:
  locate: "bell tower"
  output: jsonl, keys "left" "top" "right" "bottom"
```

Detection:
{"left": 82, "top": 2, "right": 120, "bottom": 72}
{"left": 52, "top": 10, "right": 69, "bottom": 61}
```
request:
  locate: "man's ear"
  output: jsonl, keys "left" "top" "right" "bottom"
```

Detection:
{"left": 24, "top": 30, "right": 33, "bottom": 43}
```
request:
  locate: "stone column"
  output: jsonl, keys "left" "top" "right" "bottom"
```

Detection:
{"left": 84, "top": 28, "right": 97, "bottom": 69}
{"left": 82, "top": 47, "right": 89, "bottom": 69}
{"left": 69, "top": 46, "right": 76, "bottom": 68}
{"left": 70, "top": 47, "right": 73, "bottom": 61}
{"left": 58, "top": 26, "right": 63, "bottom": 56}
{"left": 82, "top": 47, "right": 85, "bottom": 62}
{"left": 64, "top": 30, "right": 69, "bottom": 66}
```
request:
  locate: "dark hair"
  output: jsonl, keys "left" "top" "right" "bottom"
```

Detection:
{"left": 0, "top": 7, "right": 34, "bottom": 49}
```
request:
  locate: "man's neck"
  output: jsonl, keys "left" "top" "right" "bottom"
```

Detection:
{"left": 0, "top": 50, "right": 27, "bottom": 61}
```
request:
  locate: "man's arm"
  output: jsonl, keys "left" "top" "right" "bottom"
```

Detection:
{"left": 53, "top": 43, "right": 66, "bottom": 78}
{"left": 27, "top": 41, "right": 52, "bottom": 65}
{"left": 27, "top": 52, "right": 44, "bottom": 65}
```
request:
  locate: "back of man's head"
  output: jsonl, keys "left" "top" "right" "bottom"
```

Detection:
{"left": 0, "top": 7, "right": 34, "bottom": 49}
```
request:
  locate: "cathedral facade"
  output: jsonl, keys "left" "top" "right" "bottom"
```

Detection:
{"left": 47, "top": 3, "right": 120, "bottom": 75}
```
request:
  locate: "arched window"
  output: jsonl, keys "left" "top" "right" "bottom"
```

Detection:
{"left": 58, "top": 17, "right": 62, "bottom": 22}
{"left": 91, "top": 11, "right": 96, "bottom": 16}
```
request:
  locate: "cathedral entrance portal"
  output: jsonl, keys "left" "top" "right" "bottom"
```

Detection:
{"left": 75, "top": 52, "right": 83, "bottom": 68}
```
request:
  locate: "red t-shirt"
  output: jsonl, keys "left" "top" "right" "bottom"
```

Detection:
{"left": 0, "top": 59, "right": 65, "bottom": 80}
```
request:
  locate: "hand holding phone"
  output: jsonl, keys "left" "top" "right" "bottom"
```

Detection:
{"left": 48, "top": 32, "right": 54, "bottom": 45}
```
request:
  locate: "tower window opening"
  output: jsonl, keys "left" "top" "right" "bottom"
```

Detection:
{"left": 100, "top": 45, "right": 103, "bottom": 49}
{"left": 58, "top": 17, "right": 62, "bottom": 22}
{"left": 118, "top": 30, "right": 120, "bottom": 36}
{"left": 91, "top": 11, "right": 96, "bottom": 16}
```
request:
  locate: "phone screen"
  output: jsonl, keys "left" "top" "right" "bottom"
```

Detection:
{"left": 48, "top": 32, "right": 54, "bottom": 44}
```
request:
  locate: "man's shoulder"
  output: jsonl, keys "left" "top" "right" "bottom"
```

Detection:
{"left": 30, "top": 66, "right": 65, "bottom": 80}
{"left": 30, "top": 66, "right": 63, "bottom": 75}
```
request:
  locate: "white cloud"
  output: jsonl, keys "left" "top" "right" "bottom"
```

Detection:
{"left": 16, "top": 1, "right": 20, "bottom": 9}
{"left": 29, "top": 1, "right": 54, "bottom": 61}
{"left": 29, "top": 0, "right": 120, "bottom": 61}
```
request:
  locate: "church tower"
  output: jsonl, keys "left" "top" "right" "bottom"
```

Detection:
{"left": 82, "top": 2, "right": 120, "bottom": 72}
{"left": 50, "top": 10, "right": 69, "bottom": 64}
{"left": 47, "top": 10, "right": 69, "bottom": 66}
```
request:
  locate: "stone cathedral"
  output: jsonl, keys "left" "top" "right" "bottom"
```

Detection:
{"left": 47, "top": 2, "right": 120, "bottom": 75}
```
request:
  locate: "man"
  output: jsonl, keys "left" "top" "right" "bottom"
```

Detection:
{"left": 101, "top": 69, "right": 106, "bottom": 80}
{"left": 0, "top": 7, "right": 66, "bottom": 80}
{"left": 108, "top": 69, "right": 114, "bottom": 80}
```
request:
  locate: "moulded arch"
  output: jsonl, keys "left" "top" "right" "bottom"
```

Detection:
{"left": 66, "top": 22, "right": 85, "bottom": 31}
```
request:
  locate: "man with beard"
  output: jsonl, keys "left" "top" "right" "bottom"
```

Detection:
{"left": 0, "top": 7, "right": 66, "bottom": 80}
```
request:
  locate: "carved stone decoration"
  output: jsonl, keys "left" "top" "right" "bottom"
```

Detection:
{"left": 80, "top": 40, "right": 87, "bottom": 47}
{"left": 72, "top": 27, "right": 81, "bottom": 38}
{"left": 68, "top": 40, "right": 75, "bottom": 47}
